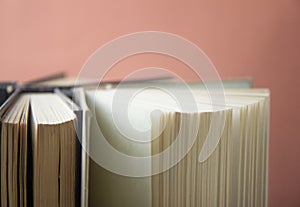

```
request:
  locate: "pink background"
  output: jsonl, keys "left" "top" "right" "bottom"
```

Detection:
{"left": 1, "top": 0, "right": 299, "bottom": 206}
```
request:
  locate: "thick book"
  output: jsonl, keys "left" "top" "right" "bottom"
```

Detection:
{"left": 85, "top": 86, "right": 269, "bottom": 207}
{"left": 0, "top": 93, "right": 80, "bottom": 207}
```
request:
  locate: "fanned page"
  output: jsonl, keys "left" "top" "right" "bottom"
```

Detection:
{"left": 0, "top": 93, "right": 79, "bottom": 207}
{"left": 85, "top": 87, "right": 269, "bottom": 207}
{"left": 30, "top": 94, "right": 77, "bottom": 207}
{"left": 1, "top": 94, "right": 30, "bottom": 207}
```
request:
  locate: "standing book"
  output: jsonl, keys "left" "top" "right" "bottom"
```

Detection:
{"left": 0, "top": 79, "right": 269, "bottom": 207}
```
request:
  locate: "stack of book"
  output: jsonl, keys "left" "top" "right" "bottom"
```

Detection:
{"left": 0, "top": 77, "right": 269, "bottom": 207}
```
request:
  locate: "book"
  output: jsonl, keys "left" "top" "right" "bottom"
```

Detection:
{"left": 0, "top": 78, "right": 269, "bottom": 207}
{"left": 85, "top": 87, "right": 269, "bottom": 207}
{"left": 0, "top": 93, "right": 80, "bottom": 207}
{"left": 72, "top": 88, "right": 91, "bottom": 207}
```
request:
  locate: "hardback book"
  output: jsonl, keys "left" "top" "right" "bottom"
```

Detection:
{"left": 85, "top": 86, "right": 269, "bottom": 207}
{"left": 0, "top": 92, "right": 81, "bottom": 207}
{"left": 0, "top": 78, "right": 269, "bottom": 207}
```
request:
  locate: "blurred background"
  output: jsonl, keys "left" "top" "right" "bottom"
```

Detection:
{"left": 0, "top": 0, "right": 299, "bottom": 206}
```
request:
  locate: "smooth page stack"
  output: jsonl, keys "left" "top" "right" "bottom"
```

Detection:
{"left": 86, "top": 87, "right": 269, "bottom": 207}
